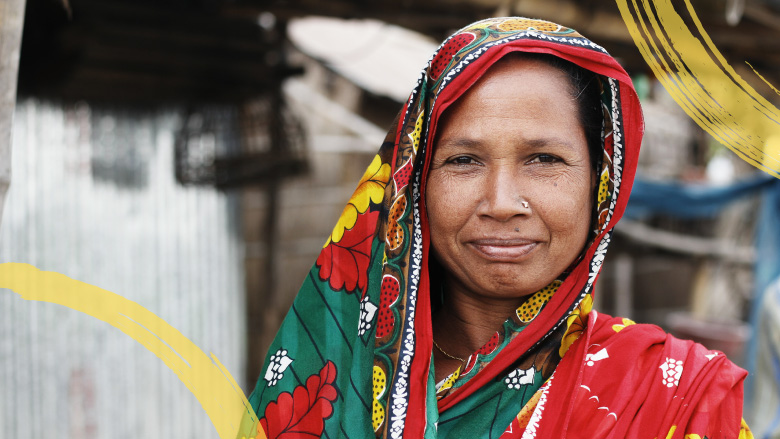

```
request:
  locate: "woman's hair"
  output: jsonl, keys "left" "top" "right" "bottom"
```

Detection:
{"left": 500, "top": 52, "right": 604, "bottom": 171}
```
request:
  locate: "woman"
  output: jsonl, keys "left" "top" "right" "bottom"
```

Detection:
{"left": 245, "top": 17, "right": 750, "bottom": 439}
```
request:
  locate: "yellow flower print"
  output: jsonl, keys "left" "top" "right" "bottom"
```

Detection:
{"left": 325, "top": 155, "right": 391, "bottom": 247}
{"left": 559, "top": 294, "right": 593, "bottom": 357}
{"left": 653, "top": 423, "right": 751, "bottom": 439}
{"left": 517, "top": 281, "right": 560, "bottom": 323}
{"left": 515, "top": 388, "right": 543, "bottom": 430}
{"left": 409, "top": 112, "right": 424, "bottom": 154}
{"left": 372, "top": 365, "right": 387, "bottom": 432}
{"left": 497, "top": 18, "right": 563, "bottom": 33}
{"left": 612, "top": 318, "right": 636, "bottom": 333}
{"left": 436, "top": 366, "right": 461, "bottom": 396}
{"left": 598, "top": 166, "right": 610, "bottom": 206}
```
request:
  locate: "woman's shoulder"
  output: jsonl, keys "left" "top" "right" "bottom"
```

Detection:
{"left": 589, "top": 311, "right": 730, "bottom": 354}
{"left": 555, "top": 310, "right": 749, "bottom": 439}
{"left": 584, "top": 310, "right": 746, "bottom": 387}
{"left": 586, "top": 310, "right": 668, "bottom": 355}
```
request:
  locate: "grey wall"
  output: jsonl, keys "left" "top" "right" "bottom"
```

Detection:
{"left": 0, "top": 0, "right": 26, "bottom": 226}
{"left": 0, "top": 101, "right": 245, "bottom": 439}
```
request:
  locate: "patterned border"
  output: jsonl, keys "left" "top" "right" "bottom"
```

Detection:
{"left": 520, "top": 374, "right": 555, "bottom": 439}
{"left": 438, "top": 30, "right": 608, "bottom": 98}
{"left": 602, "top": 78, "right": 624, "bottom": 229}
{"left": 387, "top": 153, "right": 425, "bottom": 438}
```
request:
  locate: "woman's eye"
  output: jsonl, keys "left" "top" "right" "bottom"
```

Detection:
{"left": 449, "top": 156, "right": 477, "bottom": 165}
{"left": 529, "top": 154, "right": 560, "bottom": 164}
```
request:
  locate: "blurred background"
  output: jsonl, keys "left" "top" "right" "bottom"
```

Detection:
{"left": 1, "top": 0, "right": 780, "bottom": 437}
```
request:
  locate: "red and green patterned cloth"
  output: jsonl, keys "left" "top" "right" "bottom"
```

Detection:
{"left": 244, "top": 17, "right": 750, "bottom": 439}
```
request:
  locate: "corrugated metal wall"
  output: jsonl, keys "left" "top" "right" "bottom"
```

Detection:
{"left": 0, "top": 100, "right": 246, "bottom": 439}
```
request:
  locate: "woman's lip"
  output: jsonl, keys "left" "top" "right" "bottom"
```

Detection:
{"left": 468, "top": 239, "right": 539, "bottom": 260}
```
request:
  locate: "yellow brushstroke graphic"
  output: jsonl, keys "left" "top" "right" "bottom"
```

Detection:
{"left": 0, "top": 263, "right": 263, "bottom": 439}
{"left": 2, "top": 5, "right": 776, "bottom": 438}
{"left": 617, "top": 0, "right": 780, "bottom": 178}
{"left": 746, "top": 61, "right": 780, "bottom": 98}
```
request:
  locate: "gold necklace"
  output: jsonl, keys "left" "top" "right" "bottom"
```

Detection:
{"left": 432, "top": 338, "right": 466, "bottom": 363}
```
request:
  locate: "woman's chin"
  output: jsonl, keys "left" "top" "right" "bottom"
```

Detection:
{"left": 461, "top": 270, "right": 554, "bottom": 301}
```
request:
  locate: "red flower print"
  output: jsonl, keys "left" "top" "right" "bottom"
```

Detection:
{"left": 375, "top": 275, "right": 401, "bottom": 339}
{"left": 259, "top": 361, "right": 339, "bottom": 439}
{"left": 317, "top": 210, "right": 380, "bottom": 294}
{"left": 476, "top": 331, "right": 500, "bottom": 355}
{"left": 462, "top": 331, "right": 500, "bottom": 375}
{"left": 429, "top": 32, "right": 475, "bottom": 80}
{"left": 463, "top": 355, "right": 478, "bottom": 375}
{"left": 393, "top": 158, "right": 413, "bottom": 194}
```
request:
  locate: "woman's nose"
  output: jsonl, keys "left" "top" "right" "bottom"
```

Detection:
{"left": 476, "top": 168, "right": 530, "bottom": 221}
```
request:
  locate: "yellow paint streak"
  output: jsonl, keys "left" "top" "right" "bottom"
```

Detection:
{"left": 616, "top": 0, "right": 780, "bottom": 178}
{"left": 0, "top": 263, "right": 262, "bottom": 439}
{"left": 746, "top": 62, "right": 780, "bottom": 98}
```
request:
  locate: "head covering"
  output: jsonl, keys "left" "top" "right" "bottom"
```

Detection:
{"left": 245, "top": 17, "right": 748, "bottom": 439}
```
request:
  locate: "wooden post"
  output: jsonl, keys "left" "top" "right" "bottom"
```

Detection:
{"left": 0, "top": 0, "right": 26, "bottom": 225}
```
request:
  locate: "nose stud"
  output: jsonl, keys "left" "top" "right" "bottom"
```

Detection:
{"left": 521, "top": 201, "right": 529, "bottom": 209}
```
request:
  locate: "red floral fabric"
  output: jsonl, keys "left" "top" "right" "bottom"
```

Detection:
{"left": 259, "top": 361, "right": 339, "bottom": 439}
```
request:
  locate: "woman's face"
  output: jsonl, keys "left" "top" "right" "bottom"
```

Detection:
{"left": 426, "top": 57, "right": 596, "bottom": 305}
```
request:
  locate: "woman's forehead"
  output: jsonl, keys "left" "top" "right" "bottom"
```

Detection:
{"left": 434, "top": 58, "right": 583, "bottom": 139}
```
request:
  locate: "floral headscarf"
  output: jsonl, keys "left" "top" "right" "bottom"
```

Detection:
{"left": 245, "top": 17, "right": 748, "bottom": 439}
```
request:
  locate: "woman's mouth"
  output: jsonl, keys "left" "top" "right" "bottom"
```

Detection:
{"left": 468, "top": 239, "right": 539, "bottom": 261}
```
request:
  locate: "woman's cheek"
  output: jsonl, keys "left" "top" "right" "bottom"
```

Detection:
{"left": 546, "top": 189, "right": 592, "bottom": 247}
{"left": 431, "top": 171, "right": 480, "bottom": 207}
{"left": 428, "top": 173, "right": 480, "bottom": 241}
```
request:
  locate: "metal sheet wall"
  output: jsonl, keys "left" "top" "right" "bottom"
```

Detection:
{"left": 0, "top": 100, "right": 245, "bottom": 439}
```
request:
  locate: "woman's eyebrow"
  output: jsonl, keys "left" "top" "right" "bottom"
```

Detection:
{"left": 435, "top": 137, "right": 481, "bottom": 149}
{"left": 525, "top": 137, "right": 578, "bottom": 150}
{"left": 436, "top": 137, "right": 578, "bottom": 150}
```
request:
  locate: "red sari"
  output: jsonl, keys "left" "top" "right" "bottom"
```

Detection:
{"left": 507, "top": 311, "right": 750, "bottom": 439}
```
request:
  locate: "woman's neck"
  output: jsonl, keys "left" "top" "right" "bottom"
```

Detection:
{"left": 431, "top": 280, "right": 525, "bottom": 382}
